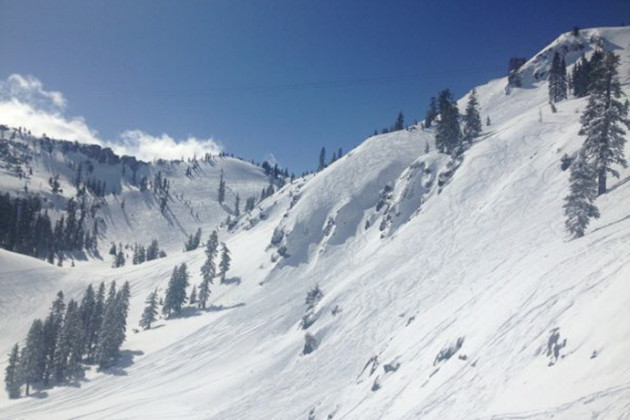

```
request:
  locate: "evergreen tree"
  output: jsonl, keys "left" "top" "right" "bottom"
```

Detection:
{"left": 318, "top": 147, "right": 326, "bottom": 171}
{"left": 53, "top": 299, "right": 84, "bottom": 382}
{"left": 572, "top": 56, "right": 590, "bottom": 97}
{"left": 4, "top": 343, "right": 21, "bottom": 399}
{"left": 579, "top": 51, "right": 630, "bottom": 195}
{"left": 548, "top": 52, "right": 568, "bottom": 103}
{"left": 435, "top": 89, "right": 462, "bottom": 155}
{"left": 146, "top": 239, "right": 160, "bottom": 261}
{"left": 21, "top": 319, "right": 46, "bottom": 395}
{"left": 234, "top": 194, "right": 240, "bottom": 217}
{"left": 86, "top": 282, "right": 105, "bottom": 361}
{"left": 219, "top": 243, "right": 231, "bottom": 284}
{"left": 112, "top": 281, "right": 131, "bottom": 355}
{"left": 198, "top": 231, "right": 219, "bottom": 308}
{"left": 425, "top": 97, "right": 438, "bottom": 128}
{"left": 564, "top": 153, "right": 600, "bottom": 238}
{"left": 42, "top": 291, "right": 65, "bottom": 385}
{"left": 139, "top": 289, "right": 159, "bottom": 330}
{"left": 95, "top": 282, "right": 118, "bottom": 369}
{"left": 189, "top": 285, "right": 197, "bottom": 305}
{"left": 78, "top": 284, "right": 95, "bottom": 359}
{"left": 394, "top": 112, "right": 405, "bottom": 131}
{"left": 163, "top": 264, "right": 189, "bottom": 317}
{"left": 114, "top": 250, "right": 125, "bottom": 268}
{"left": 218, "top": 170, "right": 226, "bottom": 204}
{"left": 463, "top": 89, "right": 482, "bottom": 144}
{"left": 184, "top": 228, "right": 202, "bottom": 251}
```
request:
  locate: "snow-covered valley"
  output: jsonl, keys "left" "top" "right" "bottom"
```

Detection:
{"left": 1, "top": 27, "right": 630, "bottom": 419}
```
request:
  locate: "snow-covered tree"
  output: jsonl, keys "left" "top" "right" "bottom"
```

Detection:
{"left": 4, "top": 344, "right": 21, "bottom": 399}
{"left": 219, "top": 243, "right": 231, "bottom": 283}
{"left": 42, "top": 291, "right": 65, "bottom": 385}
{"left": 218, "top": 170, "right": 226, "bottom": 204}
{"left": 86, "top": 282, "right": 105, "bottom": 361}
{"left": 139, "top": 289, "right": 159, "bottom": 330}
{"left": 435, "top": 89, "right": 462, "bottom": 155}
{"left": 146, "top": 239, "right": 160, "bottom": 261}
{"left": 425, "top": 96, "right": 438, "bottom": 128}
{"left": 114, "top": 250, "right": 125, "bottom": 268}
{"left": 163, "top": 264, "right": 189, "bottom": 317}
{"left": 189, "top": 285, "right": 197, "bottom": 305}
{"left": 564, "top": 153, "right": 600, "bottom": 238}
{"left": 95, "top": 282, "right": 119, "bottom": 369}
{"left": 184, "top": 228, "right": 202, "bottom": 251}
{"left": 199, "top": 231, "right": 219, "bottom": 309}
{"left": 548, "top": 52, "right": 567, "bottom": 103}
{"left": 463, "top": 89, "right": 482, "bottom": 144}
{"left": 53, "top": 299, "right": 84, "bottom": 382}
{"left": 579, "top": 51, "right": 630, "bottom": 195}
{"left": 21, "top": 319, "right": 46, "bottom": 395}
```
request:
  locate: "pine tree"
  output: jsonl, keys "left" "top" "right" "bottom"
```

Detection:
{"left": 139, "top": 289, "right": 159, "bottom": 330}
{"left": 184, "top": 228, "right": 202, "bottom": 251}
{"left": 199, "top": 231, "right": 218, "bottom": 308}
{"left": 112, "top": 281, "right": 131, "bottom": 354}
{"left": 86, "top": 282, "right": 105, "bottom": 361}
{"left": 4, "top": 343, "right": 21, "bottom": 399}
{"left": 21, "top": 319, "right": 46, "bottom": 395}
{"left": 548, "top": 52, "right": 568, "bottom": 103}
{"left": 435, "top": 89, "right": 462, "bottom": 155}
{"left": 318, "top": 147, "right": 326, "bottom": 171}
{"left": 146, "top": 239, "right": 160, "bottom": 261}
{"left": 394, "top": 112, "right": 405, "bottom": 131}
{"left": 163, "top": 264, "right": 189, "bottom": 317}
{"left": 95, "top": 282, "right": 118, "bottom": 369}
{"left": 53, "top": 299, "right": 84, "bottom": 382}
{"left": 579, "top": 51, "right": 630, "bottom": 195}
{"left": 234, "top": 194, "right": 240, "bottom": 217}
{"left": 463, "top": 89, "right": 482, "bottom": 144}
{"left": 114, "top": 250, "right": 125, "bottom": 268}
{"left": 189, "top": 285, "right": 197, "bottom": 305}
{"left": 564, "top": 153, "right": 600, "bottom": 238}
{"left": 42, "top": 291, "right": 65, "bottom": 385}
{"left": 219, "top": 243, "right": 231, "bottom": 284}
{"left": 425, "top": 97, "right": 438, "bottom": 128}
{"left": 218, "top": 170, "right": 226, "bottom": 204}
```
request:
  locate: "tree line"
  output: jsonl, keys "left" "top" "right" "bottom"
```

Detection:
{"left": 4, "top": 282, "right": 130, "bottom": 398}
{"left": 564, "top": 51, "right": 629, "bottom": 237}
{"left": 0, "top": 193, "right": 98, "bottom": 265}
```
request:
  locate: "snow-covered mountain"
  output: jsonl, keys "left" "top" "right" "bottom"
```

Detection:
{"left": 1, "top": 27, "right": 630, "bottom": 419}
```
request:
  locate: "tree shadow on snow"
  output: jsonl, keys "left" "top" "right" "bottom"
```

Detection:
{"left": 28, "top": 390, "right": 49, "bottom": 399}
{"left": 592, "top": 214, "right": 630, "bottom": 234}
{"left": 221, "top": 276, "right": 241, "bottom": 286}
{"left": 206, "top": 302, "right": 245, "bottom": 312}
{"left": 104, "top": 349, "right": 144, "bottom": 376}
{"left": 177, "top": 306, "right": 204, "bottom": 318}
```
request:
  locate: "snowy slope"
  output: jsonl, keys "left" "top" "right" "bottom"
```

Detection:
{"left": 0, "top": 133, "right": 273, "bottom": 256}
{"left": 1, "top": 27, "right": 630, "bottom": 419}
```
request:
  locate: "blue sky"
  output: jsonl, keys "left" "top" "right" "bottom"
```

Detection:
{"left": 1, "top": 0, "right": 628, "bottom": 172}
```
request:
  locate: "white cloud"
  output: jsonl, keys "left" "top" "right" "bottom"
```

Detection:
{"left": 1, "top": 74, "right": 67, "bottom": 112}
{"left": 114, "top": 130, "right": 223, "bottom": 162}
{"left": 0, "top": 74, "right": 223, "bottom": 161}
{"left": 0, "top": 99, "right": 101, "bottom": 145}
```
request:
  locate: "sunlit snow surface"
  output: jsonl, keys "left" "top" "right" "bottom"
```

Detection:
{"left": 1, "top": 27, "right": 629, "bottom": 419}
